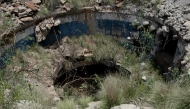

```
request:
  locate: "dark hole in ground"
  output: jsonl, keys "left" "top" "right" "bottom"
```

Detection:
{"left": 156, "top": 31, "right": 178, "bottom": 73}
{"left": 54, "top": 63, "right": 118, "bottom": 95}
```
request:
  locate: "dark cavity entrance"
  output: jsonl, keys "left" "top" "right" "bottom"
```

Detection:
{"left": 156, "top": 31, "right": 178, "bottom": 73}
{"left": 54, "top": 63, "right": 118, "bottom": 94}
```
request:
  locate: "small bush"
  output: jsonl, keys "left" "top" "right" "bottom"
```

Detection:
{"left": 56, "top": 98, "right": 76, "bottom": 109}
{"left": 36, "top": 5, "right": 50, "bottom": 18}
{"left": 65, "top": 34, "right": 126, "bottom": 63}
{"left": 0, "top": 15, "right": 14, "bottom": 34}
{"left": 165, "top": 85, "right": 190, "bottom": 109}
{"left": 41, "top": 0, "right": 60, "bottom": 11}
{"left": 98, "top": 74, "right": 125, "bottom": 108}
{"left": 67, "top": 0, "right": 94, "bottom": 9}
{"left": 101, "top": 0, "right": 115, "bottom": 5}
{"left": 97, "top": 73, "right": 142, "bottom": 108}
{"left": 78, "top": 95, "right": 93, "bottom": 109}
{"left": 149, "top": 81, "right": 171, "bottom": 109}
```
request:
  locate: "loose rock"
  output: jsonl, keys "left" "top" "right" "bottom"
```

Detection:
{"left": 20, "top": 17, "right": 33, "bottom": 22}
{"left": 26, "top": 1, "right": 37, "bottom": 11}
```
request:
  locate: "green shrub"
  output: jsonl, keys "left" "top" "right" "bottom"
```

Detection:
{"left": 101, "top": 0, "right": 115, "bottom": 5}
{"left": 65, "top": 34, "right": 126, "bottom": 63}
{"left": 149, "top": 81, "right": 171, "bottom": 109}
{"left": 36, "top": 5, "right": 50, "bottom": 18}
{"left": 78, "top": 95, "right": 93, "bottom": 109}
{"left": 166, "top": 86, "right": 190, "bottom": 109}
{"left": 97, "top": 73, "right": 143, "bottom": 108}
{"left": 0, "top": 14, "right": 14, "bottom": 34}
{"left": 41, "top": 0, "right": 60, "bottom": 11}
{"left": 67, "top": 0, "right": 94, "bottom": 9}
{"left": 56, "top": 98, "right": 76, "bottom": 109}
{"left": 98, "top": 74, "right": 125, "bottom": 108}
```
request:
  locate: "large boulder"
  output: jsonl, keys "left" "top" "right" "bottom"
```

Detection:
{"left": 35, "top": 18, "right": 61, "bottom": 42}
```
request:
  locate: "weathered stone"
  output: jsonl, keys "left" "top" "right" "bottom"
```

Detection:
{"left": 63, "top": 3, "right": 70, "bottom": 11}
{"left": 184, "top": 55, "right": 190, "bottom": 62}
{"left": 149, "top": 25, "right": 156, "bottom": 32}
{"left": 165, "top": 11, "right": 172, "bottom": 17}
{"left": 18, "top": 11, "right": 28, "bottom": 18}
{"left": 156, "top": 28, "right": 163, "bottom": 36}
{"left": 183, "top": 8, "right": 190, "bottom": 14}
{"left": 4, "top": 89, "right": 12, "bottom": 101}
{"left": 54, "top": 19, "right": 61, "bottom": 26}
{"left": 35, "top": 17, "right": 58, "bottom": 42}
{"left": 86, "top": 101, "right": 102, "bottom": 109}
{"left": 35, "top": 26, "right": 40, "bottom": 32}
{"left": 53, "top": 97, "right": 60, "bottom": 102}
{"left": 26, "top": 1, "right": 37, "bottom": 11}
{"left": 20, "top": 0, "right": 28, "bottom": 4}
{"left": 162, "top": 26, "right": 170, "bottom": 33}
{"left": 185, "top": 44, "right": 190, "bottom": 52}
{"left": 46, "top": 23, "right": 53, "bottom": 29}
{"left": 181, "top": 60, "right": 187, "bottom": 65}
{"left": 17, "top": 6, "right": 26, "bottom": 12}
{"left": 0, "top": 7, "right": 8, "bottom": 12}
{"left": 20, "top": 17, "right": 33, "bottom": 22}
{"left": 14, "top": 3, "right": 20, "bottom": 7}
{"left": 178, "top": 31, "right": 186, "bottom": 37}
{"left": 142, "top": 75, "right": 147, "bottom": 81}
{"left": 96, "top": 0, "right": 102, "bottom": 4}
{"left": 32, "top": 0, "right": 41, "bottom": 4}
{"left": 115, "top": 1, "right": 124, "bottom": 8}
{"left": 184, "top": 13, "right": 190, "bottom": 21}
{"left": 143, "top": 21, "right": 150, "bottom": 26}
{"left": 183, "top": 34, "right": 190, "bottom": 41}
{"left": 17, "top": 19, "right": 24, "bottom": 24}
{"left": 184, "top": 21, "right": 190, "bottom": 27}
{"left": 173, "top": 35, "right": 178, "bottom": 39}
{"left": 185, "top": 63, "right": 190, "bottom": 69}
{"left": 8, "top": 6, "right": 14, "bottom": 12}
{"left": 60, "top": 0, "right": 66, "bottom": 4}
{"left": 141, "top": 107, "right": 154, "bottom": 109}
{"left": 26, "top": 8, "right": 32, "bottom": 13}
{"left": 158, "top": 10, "right": 165, "bottom": 17}
{"left": 111, "top": 104, "right": 140, "bottom": 109}
{"left": 94, "top": 5, "right": 102, "bottom": 11}
{"left": 154, "top": 17, "right": 164, "bottom": 25}
{"left": 173, "top": 25, "right": 180, "bottom": 33}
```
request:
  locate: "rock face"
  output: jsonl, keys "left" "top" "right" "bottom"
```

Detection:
{"left": 111, "top": 104, "right": 140, "bottom": 109}
{"left": 13, "top": 100, "right": 43, "bottom": 109}
{"left": 0, "top": 0, "right": 41, "bottom": 27}
{"left": 35, "top": 18, "right": 61, "bottom": 42}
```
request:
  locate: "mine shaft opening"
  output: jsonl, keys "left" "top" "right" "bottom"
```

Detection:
{"left": 54, "top": 63, "right": 119, "bottom": 95}
{"left": 157, "top": 31, "right": 178, "bottom": 72}
{"left": 163, "top": 32, "right": 178, "bottom": 56}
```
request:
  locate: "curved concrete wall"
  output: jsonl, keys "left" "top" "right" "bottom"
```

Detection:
{"left": 0, "top": 12, "right": 139, "bottom": 66}
{"left": 40, "top": 12, "right": 140, "bottom": 46}
{"left": 0, "top": 12, "right": 166, "bottom": 70}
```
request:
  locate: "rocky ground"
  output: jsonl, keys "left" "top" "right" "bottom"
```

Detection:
{"left": 0, "top": 0, "right": 70, "bottom": 25}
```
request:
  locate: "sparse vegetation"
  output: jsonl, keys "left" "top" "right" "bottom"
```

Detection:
{"left": 36, "top": 5, "right": 50, "bottom": 18}
{"left": 67, "top": 0, "right": 95, "bottom": 9}
{"left": 56, "top": 98, "right": 76, "bottom": 109}
{"left": 64, "top": 34, "right": 126, "bottom": 63}
{"left": 1, "top": 33, "right": 190, "bottom": 109}
{"left": 78, "top": 95, "right": 93, "bottom": 109}
{"left": 42, "top": 0, "right": 60, "bottom": 11}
